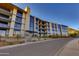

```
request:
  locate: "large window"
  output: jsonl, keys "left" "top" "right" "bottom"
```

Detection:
{"left": 14, "top": 23, "right": 21, "bottom": 30}
{"left": 0, "top": 30, "right": 6, "bottom": 36}
{"left": 14, "top": 11, "right": 23, "bottom": 31}
{"left": 16, "top": 17, "right": 22, "bottom": 23}
{"left": 61, "top": 25, "right": 68, "bottom": 36}
{"left": 62, "top": 25, "right": 68, "bottom": 32}
{"left": 52, "top": 23, "right": 55, "bottom": 31}
{"left": 29, "top": 15, "right": 34, "bottom": 31}
{"left": 15, "top": 11, "right": 22, "bottom": 23}
{"left": 57, "top": 24, "right": 61, "bottom": 35}
{"left": 16, "top": 11, "right": 22, "bottom": 18}
{"left": 48, "top": 29, "right": 50, "bottom": 34}
{"left": 58, "top": 24, "right": 61, "bottom": 30}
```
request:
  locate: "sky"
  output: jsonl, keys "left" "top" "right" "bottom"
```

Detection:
{"left": 14, "top": 3, "right": 79, "bottom": 30}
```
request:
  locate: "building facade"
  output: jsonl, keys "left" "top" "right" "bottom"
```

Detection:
{"left": 29, "top": 15, "right": 68, "bottom": 37}
{"left": 0, "top": 3, "right": 30, "bottom": 37}
{"left": 0, "top": 3, "right": 68, "bottom": 38}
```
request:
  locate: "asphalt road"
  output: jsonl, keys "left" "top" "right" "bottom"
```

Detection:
{"left": 0, "top": 39, "right": 72, "bottom": 56}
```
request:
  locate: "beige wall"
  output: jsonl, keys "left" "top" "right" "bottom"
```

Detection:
{"left": 24, "top": 7, "right": 30, "bottom": 31}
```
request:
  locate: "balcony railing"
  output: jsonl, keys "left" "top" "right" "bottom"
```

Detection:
{"left": 39, "top": 23, "right": 42, "bottom": 25}
{"left": 0, "top": 8, "right": 12, "bottom": 16}
{"left": 15, "top": 20, "right": 22, "bottom": 24}
{"left": 0, "top": 16, "right": 11, "bottom": 22}
{"left": 0, "top": 23, "right": 9, "bottom": 28}
{"left": 14, "top": 26, "right": 21, "bottom": 30}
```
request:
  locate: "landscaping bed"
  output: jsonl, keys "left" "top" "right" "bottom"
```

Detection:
{"left": 0, "top": 40, "right": 25, "bottom": 47}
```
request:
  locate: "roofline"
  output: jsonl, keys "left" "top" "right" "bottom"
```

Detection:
{"left": 11, "top": 3, "right": 27, "bottom": 13}
{"left": 30, "top": 15, "right": 68, "bottom": 27}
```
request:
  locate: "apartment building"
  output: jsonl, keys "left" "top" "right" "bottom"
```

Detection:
{"left": 0, "top": 3, "right": 30, "bottom": 37}
{"left": 0, "top": 3, "right": 68, "bottom": 38}
{"left": 29, "top": 15, "right": 68, "bottom": 37}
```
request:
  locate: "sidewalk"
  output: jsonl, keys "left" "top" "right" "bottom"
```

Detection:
{"left": 56, "top": 38, "right": 79, "bottom": 56}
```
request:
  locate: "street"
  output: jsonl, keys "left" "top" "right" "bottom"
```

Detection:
{"left": 0, "top": 38, "right": 72, "bottom": 56}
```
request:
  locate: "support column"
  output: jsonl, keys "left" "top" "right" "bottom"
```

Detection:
{"left": 8, "top": 8, "right": 17, "bottom": 37}
{"left": 34, "top": 16, "right": 36, "bottom": 32}
{"left": 21, "top": 12, "right": 26, "bottom": 37}
{"left": 50, "top": 23, "right": 52, "bottom": 35}
{"left": 24, "top": 7, "right": 30, "bottom": 31}
{"left": 60, "top": 25, "right": 63, "bottom": 37}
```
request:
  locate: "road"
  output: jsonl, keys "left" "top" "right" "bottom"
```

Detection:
{"left": 0, "top": 39, "right": 72, "bottom": 56}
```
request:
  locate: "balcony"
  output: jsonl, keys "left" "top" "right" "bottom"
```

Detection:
{"left": 39, "top": 22, "right": 42, "bottom": 25}
{"left": 43, "top": 23, "right": 47, "bottom": 26}
{"left": 0, "top": 16, "right": 10, "bottom": 22}
{"left": 44, "top": 24, "right": 47, "bottom": 26}
{"left": 44, "top": 27, "right": 47, "bottom": 29}
{"left": 0, "top": 23, "right": 9, "bottom": 29}
{"left": 15, "top": 20, "right": 22, "bottom": 24}
{"left": 0, "top": 8, "right": 12, "bottom": 16}
{"left": 36, "top": 21, "right": 39, "bottom": 24}
{"left": 14, "top": 26, "right": 21, "bottom": 30}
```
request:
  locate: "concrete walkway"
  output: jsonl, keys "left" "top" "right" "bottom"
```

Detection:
{"left": 56, "top": 38, "right": 79, "bottom": 56}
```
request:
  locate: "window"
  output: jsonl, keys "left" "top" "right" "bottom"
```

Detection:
{"left": 15, "top": 11, "right": 22, "bottom": 23}
{"left": 52, "top": 23, "right": 55, "bottom": 31}
{"left": 0, "top": 30, "right": 6, "bottom": 36}
{"left": 14, "top": 23, "right": 21, "bottom": 30}
{"left": 16, "top": 11, "right": 22, "bottom": 17}
{"left": 16, "top": 17, "right": 22, "bottom": 23}
{"left": 14, "top": 11, "right": 22, "bottom": 30}
{"left": 48, "top": 29, "right": 50, "bottom": 33}
{"left": 29, "top": 16, "right": 34, "bottom": 31}
{"left": 58, "top": 24, "right": 61, "bottom": 30}
{"left": 62, "top": 25, "right": 68, "bottom": 32}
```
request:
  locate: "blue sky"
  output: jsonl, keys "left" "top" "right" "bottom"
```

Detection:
{"left": 14, "top": 3, "right": 79, "bottom": 30}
